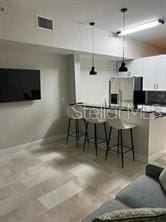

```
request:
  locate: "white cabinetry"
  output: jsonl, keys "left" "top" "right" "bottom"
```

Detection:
{"left": 129, "top": 58, "right": 144, "bottom": 77}
{"left": 142, "top": 56, "right": 157, "bottom": 90}
{"left": 156, "top": 55, "right": 166, "bottom": 90}
{"left": 126, "top": 55, "right": 166, "bottom": 91}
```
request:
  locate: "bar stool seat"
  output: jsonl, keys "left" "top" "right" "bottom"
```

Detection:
{"left": 105, "top": 111, "right": 136, "bottom": 168}
{"left": 83, "top": 108, "right": 108, "bottom": 156}
{"left": 114, "top": 122, "right": 136, "bottom": 130}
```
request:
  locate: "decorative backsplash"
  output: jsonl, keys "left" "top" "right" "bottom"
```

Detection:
{"left": 146, "top": 91, "right": 166, "bottom": 105}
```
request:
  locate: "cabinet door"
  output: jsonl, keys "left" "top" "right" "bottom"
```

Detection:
{"left": 130, "top": 58, "right": 144, "bottom": 77}
{"left": 156, "top": 55, "right": 166, "bottom": 90}
{"left": 142, "top": 57, "right": 157, "bottom": 91}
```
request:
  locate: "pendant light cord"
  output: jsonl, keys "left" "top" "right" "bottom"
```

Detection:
{"left": 92, "top": 24, "right": 95, "bottom": 67}
{"left": 89, "top": 22, "right": 97, "bottom": 75}
{"left": 123, "top": 11, "right": 125, "bottom": 62}
{"left": 119, "top": 8, "right": 128, "bottom": 72}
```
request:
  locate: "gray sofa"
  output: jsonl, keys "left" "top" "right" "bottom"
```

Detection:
{"left": 83, "top": 164, "right": 166, "bottom": 222}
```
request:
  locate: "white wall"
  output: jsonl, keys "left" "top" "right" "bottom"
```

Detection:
{"left": 67, "top": 55, "right": 76, "bottom": 104}
{"left": 0, "top": 47, "right": 69, "bottom": 150}
{"left": 79, "top": 56, "right": 117, "bottom": 105}
{"left": 148, "top": 117, "right": 166, "bottom": 160}
{"left": 0, "top": 1, "right": 164, "bottom": 59}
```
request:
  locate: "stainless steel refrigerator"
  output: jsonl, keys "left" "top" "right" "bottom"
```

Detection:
{"left": 109, "top": 77, "right": 143, "bottom": 108}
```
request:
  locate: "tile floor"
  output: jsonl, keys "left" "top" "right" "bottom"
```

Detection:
{"left": 0, "top": 139, "right": 165, "bottom": 222}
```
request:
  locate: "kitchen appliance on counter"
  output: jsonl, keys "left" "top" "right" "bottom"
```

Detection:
{"left": 109, "top": 77, "right": 143, "bottom": 108}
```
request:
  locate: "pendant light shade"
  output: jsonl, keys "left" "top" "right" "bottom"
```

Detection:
{"left": 119, "top": 62, "right": 128, "bottom": 72}
{"left": 89, "top": 22, "right": 97, "bottom": 75}
{"left": 119, "top": 8, "right": 128, "bottom": 73}
{"left": 90, "top": 66, "right": 97, "bottom": 75}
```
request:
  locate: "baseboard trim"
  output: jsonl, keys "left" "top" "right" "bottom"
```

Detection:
{"left": 123, "top": 150, "right": 148, "bottom": 163}
{"left": 1, "top": 134, "right": 164, "bottom": 163}
{"left": 116, "top": 149, "right": 165, "bottom": 164}
{"left": 0, "top": 133, "right": 66, "bottom": 156}
{"left": 135, "top": 153, "right": 148, "bottom": 163}
{"left": 148, "top": 148, "right": 166, "bottom": 162}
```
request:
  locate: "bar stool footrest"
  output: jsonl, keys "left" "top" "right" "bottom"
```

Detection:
{"left": 69, "top": 131, "right": 85, "bottom": 138}
{"left": 88, "top": 137, "right": 106, "bottom": 145}
{"left": 108, "top": 144, "right": 133, "bottom": 155}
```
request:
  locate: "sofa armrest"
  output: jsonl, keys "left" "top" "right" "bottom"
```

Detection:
{"left": 146, "top": 164, "right": 164, "bottom": 180}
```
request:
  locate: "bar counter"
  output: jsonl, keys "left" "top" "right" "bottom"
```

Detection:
{"left": 70, "top": 103, "right": 166, "bottom": 162}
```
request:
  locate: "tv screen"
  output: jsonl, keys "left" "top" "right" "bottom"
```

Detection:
{"left": 0, "top": 68, "right": 41, "bottom": 103}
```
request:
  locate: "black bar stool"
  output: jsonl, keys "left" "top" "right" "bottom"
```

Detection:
{"left": 105, "top": 112, "right": 136, "bottom": 168}
{"left": 66, "top": 105, "right": 88, "bottom": 146}
{"left": 83, "top": 108, "right": 108, "bottom": 156}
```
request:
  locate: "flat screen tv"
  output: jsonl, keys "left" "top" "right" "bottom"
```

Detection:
{"left": 0, "top": 68, "right": 41, "bottom": 103}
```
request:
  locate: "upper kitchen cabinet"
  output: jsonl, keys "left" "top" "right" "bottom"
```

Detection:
{"left": 156, "top": 55, "right": 166, "bottom": 90}
{"left": 142, "top": 56, "right": 157, "bottom": 91}
{"left": 143, "top": 55, "right": 166, "bottom": 91}
{"left": 129, "top": 58, "right": 144, "bottom": 77}
{"left": 125, "top": 55, "right": 166, "bottom": 91}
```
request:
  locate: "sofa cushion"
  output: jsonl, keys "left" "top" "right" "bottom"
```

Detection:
{"left": 116, "top": 175, "right": 166, "bottom": 208}
{"left": 159, "top": 168, "right": 166, "bottom": 192}
{"left": 93, "top": 208, "right": 166, "bottom": 222}
{"left": 146, "top": 164, "right": 164, "bottom": 180}
{"left": 82, "top": 199, "right": 130, "bottom": 222}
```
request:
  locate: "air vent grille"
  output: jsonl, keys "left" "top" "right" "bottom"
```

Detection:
{"left": 37, "top": 16, "right": 54, "bottom": 30}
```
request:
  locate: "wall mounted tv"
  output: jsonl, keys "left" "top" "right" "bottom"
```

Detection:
{"left": 0, "top": 68, "right": 41, "bottom": 103}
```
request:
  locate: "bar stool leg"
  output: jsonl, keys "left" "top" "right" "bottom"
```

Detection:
{"left": 103, "top": 123, "right": 108, "bottom": 147}
{"left": 66, "top": 118, "right": 71, "bottom": 144}
{"left": 117, "top": 130, "right": 120, "bottom": 154}
{"left": 94, "top": 123, "right": 98, "bottom": 156}
{"left": 120, "top": 130, "right": 124, "bottom": 168}
{"left": 130, "top": 128, "right": 135, "bottom": 161}
{"left": 77, "top": 119, "right": 80, "bottom": 139}
{"left": 108, "top": 127, "right": 112, "bottom": 147}
{"left": 75, "top": 119, "right": 79, "bottom": 147}
{"left": 105, "top": 127, "right": 112, "bottom": 160}
{"left": 84, "top": 119, "right": 89, "bottom": 144}
{"left": 83, "top": 122, "right": 89, "bottom": 151}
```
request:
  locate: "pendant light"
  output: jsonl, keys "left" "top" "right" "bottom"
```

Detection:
{"left": 119, "top": 8, "right": 128, "bottom": 72}
{"left": 89, "top": 22, "right": 97, "bottom": 75}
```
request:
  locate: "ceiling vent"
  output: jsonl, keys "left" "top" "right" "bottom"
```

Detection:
{"left": 36, "top": 15, "right": 54, "bottom": 31}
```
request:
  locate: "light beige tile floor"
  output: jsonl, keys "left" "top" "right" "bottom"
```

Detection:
{"left": 0, "top": 139, "right": 165, "bottom": 222}
{"left": 38, "top": 179, "right": 86, "bottom": 210}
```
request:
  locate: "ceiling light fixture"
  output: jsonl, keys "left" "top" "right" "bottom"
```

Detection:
{"left": 119, "top": 8, "right": 128, "bottom": 73}
{"left": 89, "top": 22, "right": 97, "bottom": 75}
{"left": 117, "top": 19, "right": 164, "bottom": 36}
